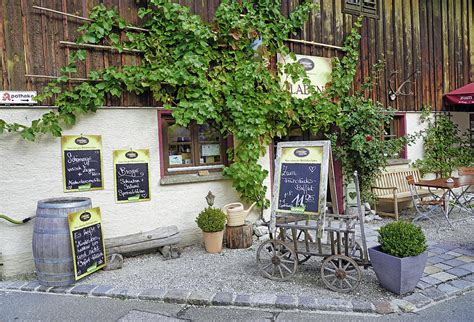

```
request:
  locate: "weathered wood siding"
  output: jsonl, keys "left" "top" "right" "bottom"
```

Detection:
{"left": 0, "top": 0, "right": 473, "bottom": 111}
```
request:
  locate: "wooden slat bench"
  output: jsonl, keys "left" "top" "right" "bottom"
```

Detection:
{"left": 371, "top": 168, "right": 437, "bottom": 220}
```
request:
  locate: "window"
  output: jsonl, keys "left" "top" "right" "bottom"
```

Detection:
{"left": 161, "top": 115, "right": 228, "bottom": 175}
{"left": 343, "top": 0, "right": 379, "bottom": 19}
{"left": 383, "top": 115, "right": 406, "bottom": 159}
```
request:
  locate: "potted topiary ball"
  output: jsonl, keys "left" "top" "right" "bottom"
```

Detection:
{"left": 369, "top": 221, "right": 428, "bottom": 295}
{"left": 196, "top": 191, "right": 227, "bottom": 253}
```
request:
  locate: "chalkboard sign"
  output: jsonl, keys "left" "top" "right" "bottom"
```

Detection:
{"left": 277, "top": 163, "right": 321, "bottom": 213}
{"left": 113, "top": 149, "right": 151, "bottom": 203}
{"left": 61, "top": 135, "right": 104, "bottom": 192}
{"left": 68, "top": 207, "right": 106, "bottom": 280}
{"left": 272, "top": 141, "right": 338, "bottom": 216}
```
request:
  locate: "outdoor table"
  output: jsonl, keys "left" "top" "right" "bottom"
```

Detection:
{"left": 414, "top": 177, "right": 474, "bottom": 228}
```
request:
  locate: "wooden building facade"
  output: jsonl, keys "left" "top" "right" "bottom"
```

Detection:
{"left": 0, "top": 0, "right": 473, "bottom": 112}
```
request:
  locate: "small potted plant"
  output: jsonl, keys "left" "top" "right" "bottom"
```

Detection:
{"left": 369, "top": 221, "right": 428, "bottom": 295}
{"left": 196, "top": 191, "right": 227, "bottom": 253}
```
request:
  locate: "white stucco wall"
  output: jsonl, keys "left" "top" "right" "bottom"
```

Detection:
{"left": 451, "top": 111, "right": 471, "bottom": 134}
{"left": 405, "top": 112, "right": 427, "bottom": 163}
{"left": 0, "top": 108, "right": 269, "bottom": 278}
{"left": 405, "top": 111, "right": 472, "bottom": 163}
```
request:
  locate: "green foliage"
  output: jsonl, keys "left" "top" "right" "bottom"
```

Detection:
{"left": 195, "top": 207, "right": 227, "bottom": 233}
{"left": 328, "top": 60, "right": 417, "bottom": 201}
{"left": 378, "top": 221, "right": 427, "bottom": 258}
{"left": 0, "top": 1, "right": 395, "bottom": 206}
{"left": 414, "top": 107, "right": 474, "bottom": 178}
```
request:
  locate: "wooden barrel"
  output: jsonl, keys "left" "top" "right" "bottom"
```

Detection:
{"left": 33, "top": 197, "right": 92, "bottom": 286}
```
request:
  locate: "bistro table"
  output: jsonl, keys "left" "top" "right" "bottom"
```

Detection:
{"left": 414, "top": 177, "right": 474, "bottom": 228}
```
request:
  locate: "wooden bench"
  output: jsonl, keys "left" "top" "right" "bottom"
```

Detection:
{"left": 371, "top": 168, "right": 436, "bottom": 220}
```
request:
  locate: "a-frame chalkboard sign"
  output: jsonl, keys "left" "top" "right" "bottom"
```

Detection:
{"left": 68, "top": 207, "right": 106, "bottom": 280}
{"left": 270, "top": 141, "right": 338, "bottom": 233}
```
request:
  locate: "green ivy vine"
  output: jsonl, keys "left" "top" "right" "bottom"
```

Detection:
{"left": 0, "top": 0, "right": 400, "bottom": 206}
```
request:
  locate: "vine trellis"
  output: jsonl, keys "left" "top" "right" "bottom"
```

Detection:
{"left": 0, "top": 0, "right": 403, "bottom": 206}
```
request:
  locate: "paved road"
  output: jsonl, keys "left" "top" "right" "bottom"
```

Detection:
{"left": 1, "top": 290, "right": 473, "bottom": 321}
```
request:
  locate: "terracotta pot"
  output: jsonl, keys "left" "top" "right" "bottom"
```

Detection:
{"left": 202, "top": 230, "right": 224, "bottom": 253}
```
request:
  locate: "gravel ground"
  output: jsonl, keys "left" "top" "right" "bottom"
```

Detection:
{"left": 81, "top": 241, "right": 395, "bottom": 302}
{"left": 79, "top": 207, "right": 473, "bottom": 302}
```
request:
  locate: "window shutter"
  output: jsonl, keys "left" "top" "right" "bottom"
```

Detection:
{"left": 344, "top": 0, "right": 362, "bottom": 13}
{"left": 362, "top": 0, "right": 378, "bottom": 16}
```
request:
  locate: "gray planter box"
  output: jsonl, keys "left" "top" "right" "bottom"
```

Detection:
{"left": 369, "top": 245, "right": 428, "bottom": 295}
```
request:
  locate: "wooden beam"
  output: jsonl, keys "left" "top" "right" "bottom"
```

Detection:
{"left": 105, "top": 226, "right": 181, "bottom": 256}
{"left": 32, "top": 5, "right": 148, "bottom": 32}
{"left": 25, "top": 74, "right": 101, "bottom": 82}
{"left": 59, "top": 41, "right": 143, "bottom": 53}
{"left": 285, "top": 39, "right": 343, "bottom": 50}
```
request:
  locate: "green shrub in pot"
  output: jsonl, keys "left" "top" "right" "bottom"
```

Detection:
{"left": 196, "top": 192, "right": 227, "bottom": 253}
{"left": 378, "top": 221, "right": 427, "bottom": 258}
{"left": 196, "top": 207, "right": 227, "bottom": 233}
{"left": 369, "top": 220, "right": 429, "bottom": 295}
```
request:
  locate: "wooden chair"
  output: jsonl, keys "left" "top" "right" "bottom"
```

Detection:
{"left": 458, "top": 167, "right": 474, "bottom": 207}
{"left": 406, "top": 175, "right": 444, "bottom": 229}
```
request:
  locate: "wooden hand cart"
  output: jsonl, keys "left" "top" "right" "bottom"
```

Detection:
{"left": 256, "top": 171, "right": 370, "bottom": 293}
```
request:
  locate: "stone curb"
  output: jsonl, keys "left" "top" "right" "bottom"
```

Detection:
{"left": 1, "top": 273, "right": 473, "bottom": 315}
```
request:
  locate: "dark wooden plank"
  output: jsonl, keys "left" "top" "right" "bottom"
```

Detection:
{"left": 426, "top": 0, "right": 436, "bottom": 109}
{"left": 411, "top": 0, "right": 422, "bottom": 110}
{"left": 0, "top": 0, "right": 10, "bottom": 88}
{"left": 311, "top": 0, "right": 323, "bottom": 57}
{"left": 385, "top": 0, "right": 396, "bottom": 109}
{"left": 432, "top": 0, "right": 443, "bottom": 110}
{"left": 454, "top": 0, "right": 462, "bottom": 89}
{"left": 50, "top": 0, "right": 67, "bottom": 81}
{"left": 419, "top": 0, "right": 430, "bottom": 108}
{"left": 367, "top": 17, "right": 376, "bottom": 102}
{"left": 461, "top": 0, "right": 469, "bottom": 86}
{"left": 20, "top": 0, "right": 32, "bottom": 90}
{"left": 469, "top": 0, "right": 474, "bottom": 82}
{"left": 27, "top": 0, "right": 47, "bottom": 91}
{"left": 86, "top": 0, "right": 105, "bottom": 79}
{"left": 3, "top": 0, "right": 27, "bottom": 89}
{"left": 452, "top": 0, "right": 464, "bottom": 88}
{"left": 321, "top": 0, "right": 334, "bottom": 58}
{"left": 334, "top": 0, "right": 344, "bottom": 48}
{"left": 393, "top": 0, "right": 404, "bottom": 111}
{"left": 402, "top": 0, "right": 414, "bottom": 110}
{"left": 360, "top": 17, "right": 369, "bottom": 96}
{"left": 376, "top": 0, "right": 387, "bottom": 108}
{"left": 447, "top": 0, "right": 455, "bottom": 92}
{"left": 441, "top": 0, "right": 450, "bottom": 93}
{"left": 102, "top": 0, "right": 121, "bottom": 106}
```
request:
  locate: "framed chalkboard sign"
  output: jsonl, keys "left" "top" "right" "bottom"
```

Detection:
{"left": 271, "top": 141, "right": 338, "bottom": 227}
{"left": 61, "top": 135, "right": 104, "bottom": 192}
{"left": 68, "top": 207, "right": 106, "bottom": 280}
{"left": 113, "top": 149, "right": 151, "bottom": 203}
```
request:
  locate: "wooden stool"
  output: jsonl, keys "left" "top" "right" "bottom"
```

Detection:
{"left": 225, "top": 222, "right": 253, "bottom": 249}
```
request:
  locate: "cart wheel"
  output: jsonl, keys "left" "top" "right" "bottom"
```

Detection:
{"left": 320, "top": 255, "right": 361, "bottom": 292}
{"left": 256, "top": 239, "right": 298, "bottom": 281}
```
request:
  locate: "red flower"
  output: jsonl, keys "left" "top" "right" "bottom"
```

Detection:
{"left": 365, "top": 135, "right": 373, "bottom": 142}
